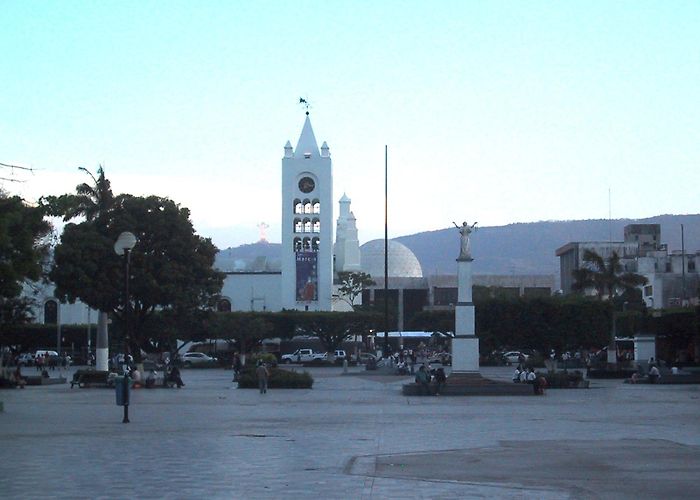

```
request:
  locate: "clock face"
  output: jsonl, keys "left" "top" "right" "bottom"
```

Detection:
{"left": 298, "top": 177, "right": 315, "bottom": 193}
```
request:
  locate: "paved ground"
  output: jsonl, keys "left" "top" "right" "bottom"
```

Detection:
{"left": 1, "top": 365, "right": 699, "bottom": 499}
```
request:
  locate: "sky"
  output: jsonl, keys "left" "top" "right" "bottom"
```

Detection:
{"left": 2, "top": 1, "right": 699, "bottom": 249}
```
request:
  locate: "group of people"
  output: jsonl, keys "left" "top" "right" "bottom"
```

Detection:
{"left": 126, "top": 364, "right": 185, "bottom": 389}
{"left": 512, "top": 365, "right": 547, "bottom": 395}
{"left": 629, "top": 359, "right": 661, "bottom": 384}
{"left": 414, "top": 365, "right": 447, "bottom": 395}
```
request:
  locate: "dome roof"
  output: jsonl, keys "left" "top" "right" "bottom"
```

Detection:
{"left": 360, "top": 239, "right": 423, "bottom": 278}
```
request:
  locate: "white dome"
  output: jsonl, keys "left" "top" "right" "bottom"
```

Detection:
{"left": 360, "top": 239, "right": 423, "bottom": 278}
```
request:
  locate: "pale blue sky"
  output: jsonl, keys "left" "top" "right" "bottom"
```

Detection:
{"left": 2, "top": 1, "right": 699, "bottom": 248}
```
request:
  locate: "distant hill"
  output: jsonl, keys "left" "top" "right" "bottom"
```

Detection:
{"left": 215, "top": 241, "right": 281, "bottom": 272}
{"left": 216, "top": 214, "right": 700, "bottom": 278}
{"left": 395, "top": 214, "right": 700, "bottom": 278}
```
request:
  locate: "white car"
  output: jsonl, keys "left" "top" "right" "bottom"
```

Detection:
{"left": 503, "top": 351, "right": 529, "bottom": 365}
{"left": 17, "top": 353, "right": 35, "bottom": 366}
{"left": 180, "top": 352, "right": 218, "bottom": 367}
{"left": 281, "top": 349, "right": 326, "bottom": 364}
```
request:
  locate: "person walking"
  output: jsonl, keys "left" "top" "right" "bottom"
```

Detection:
{"left": 256, "top": 360, "right": 269, "bottom": 394}
{"left": 232, "top": 353, "right": 242, "bottom": 382}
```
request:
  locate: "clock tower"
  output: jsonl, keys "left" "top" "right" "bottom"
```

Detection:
{"left": 281, "top": 114, "right": 333, "bottom": 310}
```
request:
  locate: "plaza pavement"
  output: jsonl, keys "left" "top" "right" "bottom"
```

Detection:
{"left": 1, "top": 365, "right": 699, "bottom": 499}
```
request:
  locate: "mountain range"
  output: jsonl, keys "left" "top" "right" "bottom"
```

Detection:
{"left": 215, "top": 214, "right": 700, "bottom": 279}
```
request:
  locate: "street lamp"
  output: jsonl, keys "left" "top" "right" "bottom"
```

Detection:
{"left": 114, "top": 231, "right": 137, "bottom": 424}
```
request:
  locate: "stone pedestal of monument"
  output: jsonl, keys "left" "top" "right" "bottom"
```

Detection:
{"left": 451, "top": 256, "right": 479, "bottom": 375}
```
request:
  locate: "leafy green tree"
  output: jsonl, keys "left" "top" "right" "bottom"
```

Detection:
{"left": 50, "top": 194, "right": 224, "bottom": 355}
{"left": 0, "top": 194, "right": 51, "bottom": 355}
{"left": 572, "top": 249, "right": 648, "bottom": 302}
{"left": 41, "top": 166, "right": 114, "bottom": 224}
{"left": 407, "top": 310, "right": 454, "bottom": 334}
{"left": 337, "top": 271, "right": 375, "bottom": 307}
{"left": 294, "top": 311, "right": 380, "bottom": 356}
{"left": 208, "top": 311, "right": 275, "bottom": 358}
{"left": 0, "top": 194, "right": 51, "bottom": 300}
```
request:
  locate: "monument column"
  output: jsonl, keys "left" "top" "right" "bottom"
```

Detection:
{"left": 451, "top": 255, "right": 479, "bottom": 373}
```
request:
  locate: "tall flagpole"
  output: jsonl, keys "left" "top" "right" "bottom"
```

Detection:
{"left": 383, "top": 145, "right": 389, "bottom": 356}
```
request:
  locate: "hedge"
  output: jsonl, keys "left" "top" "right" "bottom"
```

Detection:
{"left": 236, "top": 367, "right": 313, "bottom": 389}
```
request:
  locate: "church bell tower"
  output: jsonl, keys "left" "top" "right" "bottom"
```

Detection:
{"left": 281, "top": 114, "right": 333, "bottom": 310}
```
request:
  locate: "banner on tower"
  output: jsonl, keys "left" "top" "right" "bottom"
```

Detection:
{"left": 296, "top": 251, "right": 318, "bottom": 301}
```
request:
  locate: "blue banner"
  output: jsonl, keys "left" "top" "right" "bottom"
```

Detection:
{"left": 296, "top": 251, "right": 318, "bottom": 301}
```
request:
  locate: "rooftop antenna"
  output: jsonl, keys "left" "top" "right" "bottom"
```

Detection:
{"left": 384, "top": 145, "right": 389, "bottom": 356}
{"left": 681, "top": 224, "right": 686, "bottom": 306}
{"left": 608, "top": 187, "right": 612, "bottom": 243}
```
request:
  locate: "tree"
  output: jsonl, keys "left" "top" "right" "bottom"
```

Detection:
{"left": 572, "top": 250, "right": 648, "bottom": 303}
{"left": 41, "top": 166, "right": 114, "bottom": 224}
{"left": 294, "top": 311, "right": 380, "bottom": 357}
{"left": 0, "top": 194, "right": 51, "bottom": 355}
{"left": 0, "top": 195, "right": 51, "bottom": 300}
{"left": 49, "top": 194, "right": 225, "bottom": 355}
{"left": 337, "top": 271, "right": 375, "bottom": 307}
{"left": 41, "top": 166, "right": 116, "bottom": 367}
{"left": 408, "top": 310, "right": 454, "bottom": 335}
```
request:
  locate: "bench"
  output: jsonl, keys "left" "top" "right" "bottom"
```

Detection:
{"left": 70, "top": 370, "right": 111, "bottom": 388}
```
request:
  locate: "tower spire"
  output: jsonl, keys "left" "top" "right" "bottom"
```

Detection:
{"left": 295, "top": 115, "right": 320, "bottom": 157}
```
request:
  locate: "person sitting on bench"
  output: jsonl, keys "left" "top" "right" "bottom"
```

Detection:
{"left": 167, "top": 366, "right": 185, "bottom": 388}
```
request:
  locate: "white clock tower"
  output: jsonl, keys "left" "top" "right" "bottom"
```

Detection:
{"left": 281, "top": 114, "right": 333, "bottom": 310}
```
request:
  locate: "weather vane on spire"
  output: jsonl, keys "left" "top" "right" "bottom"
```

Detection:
{"left": 299, "top": 97, "right": 311, "bottom": 115}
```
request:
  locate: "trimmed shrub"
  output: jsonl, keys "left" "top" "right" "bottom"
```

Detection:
{"left": 237, "top": 367, "right": 313, "bottom": 389}
{"left": 524, "top": 354, "right": 546, "bottom": 368}
{"left": 540, "top": 370, "right": 587, "bottom": 388}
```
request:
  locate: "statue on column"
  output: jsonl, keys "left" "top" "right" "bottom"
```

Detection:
{"left": 453, "top": 221, "right": 477, "bottom": 260}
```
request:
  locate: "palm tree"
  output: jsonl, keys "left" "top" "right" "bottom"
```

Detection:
{"left": 571, "top": 249, "right": 648, "bottom": 301}
{"left": 572, "top": 249, "right": 648, "bottom": 367}
{"left": 42, "top": 166, "right": 114, "bottom": 223}
{"left": 41, "top": 166, "right": 114, "bottom": 370}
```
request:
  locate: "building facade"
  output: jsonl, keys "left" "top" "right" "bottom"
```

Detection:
{"left": 556, "top": 224, "right": 699, "bottom": 308}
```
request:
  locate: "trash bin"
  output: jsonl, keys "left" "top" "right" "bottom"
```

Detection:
{"left": 115, "top": 376, "right": 130, "bottom": 406}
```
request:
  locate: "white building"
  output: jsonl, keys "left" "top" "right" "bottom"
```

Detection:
{"left": 280, "top": 114, "right": 333, "bottom": 311}
{"left": 221, "top": 114, "right": 359, "bottom": 313}
{"left": 556, "top": 224, "right": 700, "bottom": 309}
{"left": 333, "top": 193, "right": 361, "bottom": 273}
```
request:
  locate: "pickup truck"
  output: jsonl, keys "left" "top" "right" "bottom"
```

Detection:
{"left": 281, "top": 349, "right": 326, "bottom": 364}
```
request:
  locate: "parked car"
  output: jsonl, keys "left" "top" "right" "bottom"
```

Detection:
{"left": 179, "top": 352, "right": 218, "bottom": 367}
{"left": 502, "top": 351, "right": 529, "bottom": 365}
{"left": 281, "top": 349, "right": 326, "bottom": 364}
{"left": 333, "top": 350, "right": 347, "bottom": 360}
{"left": 356, "top": 352, "right": 378, "bottom": 364}
{"left": 17, "top": 353, "right": 35, "bottom": 366}
{"left": 35, "top": 349, "right": 59, "bottom": 359}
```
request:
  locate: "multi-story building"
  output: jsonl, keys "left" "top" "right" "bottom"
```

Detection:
{"left": 556, "top": 224, "right": 699, "bottom": 308}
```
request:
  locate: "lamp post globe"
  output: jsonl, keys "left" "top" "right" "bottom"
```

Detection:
{"left": 114, "top": 231, "right": 137, "bottom": 256}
